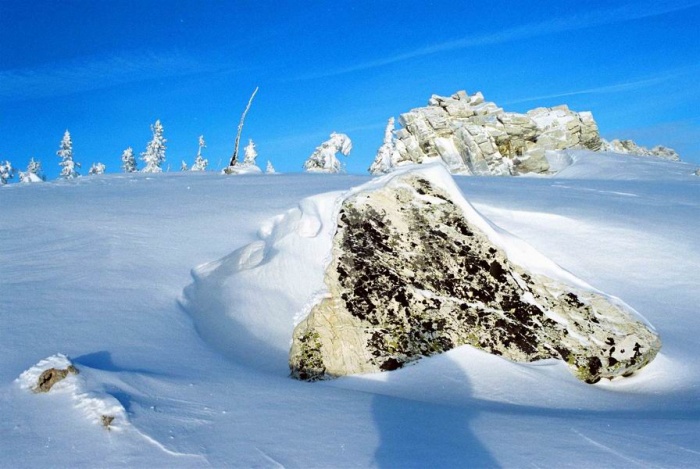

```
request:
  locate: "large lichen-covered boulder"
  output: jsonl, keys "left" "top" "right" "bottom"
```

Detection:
{"left": 290, "top": 166, "right": 661, "bottom": 383}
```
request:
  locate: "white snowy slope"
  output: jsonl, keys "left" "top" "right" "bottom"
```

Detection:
{"left": 1, "top": 152, "right": 699, "bottom": 467}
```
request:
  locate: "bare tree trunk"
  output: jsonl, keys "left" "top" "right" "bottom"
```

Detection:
{"left": 228, "top": 86, "right": 259, "bottom": 168}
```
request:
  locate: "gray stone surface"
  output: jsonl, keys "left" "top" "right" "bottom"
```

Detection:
{"left": 290, "top": 172, "right": 661, "bottom": 383}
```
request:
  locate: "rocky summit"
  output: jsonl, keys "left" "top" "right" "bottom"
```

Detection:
{"left": 370, "top": 90, "right": 681, "bottom": 175}
{"left": 375, "top": 90, "right": 602, "bottom": 176}
{"left": 290, "top": 168, "right": 661, "bottom": 383}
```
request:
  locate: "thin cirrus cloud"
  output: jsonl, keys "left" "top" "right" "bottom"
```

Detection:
{"left": 0, "top": 50, "right": 230, "bottom": 102}
{"left": 503, "top": 74, "right": 676, "bottom": 105}
{"left": 504, "top": 62, "right": 700, "bottom": 105}
{"left": 295, "top": 1, "right": 700, "bottom": 81}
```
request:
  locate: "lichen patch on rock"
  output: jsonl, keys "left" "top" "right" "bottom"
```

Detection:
{"left": 290, "top": 172, "right": 661, "bottom": 383}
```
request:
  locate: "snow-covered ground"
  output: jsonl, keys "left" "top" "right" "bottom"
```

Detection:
{"left": 1, "top": 151, "right": 699, "bottom": 467}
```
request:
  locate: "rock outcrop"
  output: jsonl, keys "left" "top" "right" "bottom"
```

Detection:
{"left": 370, "top": 90, "right": 682, "bottom": 175}
{"left": 290, "top": 166, "right": 661, "bottom": 383}
{"left": 601, "top": 139, "right": 681, "bottom": 161}
{"left": 370, "top": 90, "right": 602, "bottom": 176}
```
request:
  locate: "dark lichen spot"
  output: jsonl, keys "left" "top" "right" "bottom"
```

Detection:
{"left": 380, "top": 358, "right": 403, "bottom": 371}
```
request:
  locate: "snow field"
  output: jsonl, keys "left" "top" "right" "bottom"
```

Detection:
{"left": 1, "top": 152, "right": 699, "bottom": 466}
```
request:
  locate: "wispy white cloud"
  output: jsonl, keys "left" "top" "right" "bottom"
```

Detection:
{"left": 295, "top": 1, "right": 700, "bottom": 80}
{"left": 0, "top": 50, "right": 233, "bottom": 102}
{"left": 504, "top": 62, "right": 700, "bottom": 105}
{"left": 503, "top": 75, "right": 675, "bottom": 105}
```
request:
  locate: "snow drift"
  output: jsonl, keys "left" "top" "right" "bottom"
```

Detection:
{"left": 182, "top": 162, "right": 661, "bottom": 383}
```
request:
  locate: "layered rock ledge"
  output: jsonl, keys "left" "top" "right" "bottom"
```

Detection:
{"left": 370, "top": 90, "right": 681, "bottom": 175}
{"left": 290, "top": 166, "right": 661, "bottom": 383}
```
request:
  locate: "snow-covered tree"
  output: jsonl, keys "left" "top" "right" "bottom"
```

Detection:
{"left": 243, "top": 139, "right": 258, "bottom": 166}
{"left": 181, "top": 161, "right": 189, "bottom": 171}
{"left": 19, "top": 158, "right": 44, "bottom": 183}
{"left": 0, "top": 160, "right": 14, "bottom": 185}
{"left": 369, "top": 117, "right": 401, "bottom": 175}
{"left": 190, "top": 135, "right": 208, "bottom": 171}
{"left": 227, "top": 86, "right": 259, "bottom": 168}
{"left": 140, "top": 120, "right": 167, "bottom": 173}
{"left": 265, "top": 160, "right": 276, "bottom": 174}
{"left": 57, "top": 130, "right": 80, "bottom": 179}
{"left": 121, "top": 147, "right": 137, "bottom": 173}
{"left": 303, "top": 132, "right": 352, "bottom": 173}
{"left": 88, "top": 162, "right": 106, "bottom": 175}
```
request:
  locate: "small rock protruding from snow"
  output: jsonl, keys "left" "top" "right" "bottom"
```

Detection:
{"left": 17, "top": 354, "right": 128, "bottom": 430}
{"left": 35, "top": 366, "right": 80, "bottom": 392}
{"left": 18, "top": 354, "right": 78, "bottom": 393}
{"left": 290, "top": 165, "right": 661, "bottom": 384}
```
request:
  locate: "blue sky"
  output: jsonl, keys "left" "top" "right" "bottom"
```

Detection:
{"left": 1, "top": 0, "right": 699, "bottom": 179}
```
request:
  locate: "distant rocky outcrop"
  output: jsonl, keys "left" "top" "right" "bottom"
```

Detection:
{"left": 290, "top": 166, "right": 661, "bottom": 383}
{"left": 369, "top": 90, "right": 601, "bottom": 176}
{"left": 369, "top": 90, "right": 680, "bottom": 175}
{"left": 601, "top": 139, "right": 680, "bottom": 161}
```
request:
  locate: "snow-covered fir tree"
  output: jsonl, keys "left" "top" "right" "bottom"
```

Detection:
{"left": 19, "top": 158, "right": 44, "bottom": 183}
{"left": 181, "top": 161, "right": 189, "bottom": 171}
{"left": 369, "top": 117, "right": 400, "bottom": 175}
{"left": 0, "top": 160, "right": 14, "bottom": 185}
{"left": 303, "top": 132, "right": 352, "bottom": 173}
{"left": 243, "top": 139, "right": 258, "bottom": 167}
{"left": 57, "top": 130, "right": 80, "bottom": 179}
{"left": 265, "top": 160, "right": 276, "bottom": 174}
{"left": 88, "top": 162, "right": 106, "bottom": 175}
{"left": 140, "top": 120, "right": 167, "bottom": 173}
{"left": 121, "top": 147, "right": 137, "bottom": 173}
{"left": 190, "top": 135, "right": 208, "bottom": 171}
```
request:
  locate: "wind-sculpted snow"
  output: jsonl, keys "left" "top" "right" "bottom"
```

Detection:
{"left": 17, "top": 354, "right": 128, "bottom": 430}
{"left": 183, "top": 163, "right": 660, "bottom": 384}
{"left": 181, "top": 191, "right": 341, "bottom": 373}
{"left": 3, "top": 161, "right": 699, "bottom": 466}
